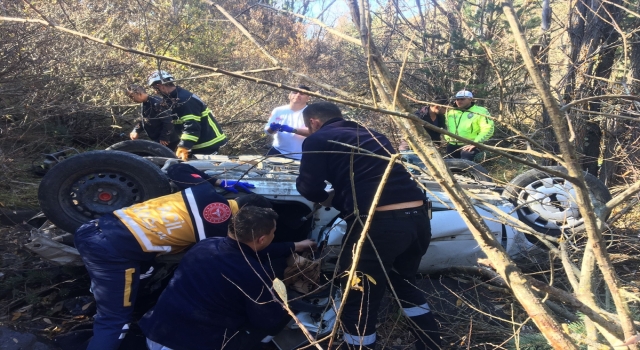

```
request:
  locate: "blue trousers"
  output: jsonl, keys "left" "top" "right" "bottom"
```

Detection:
{"left": 75, "top": 221, "right": 146, "bottom": 350}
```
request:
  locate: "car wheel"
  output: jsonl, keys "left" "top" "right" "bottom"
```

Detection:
{"left": 501, "top": 166, "right": 611, "bottom": 237}
{"left": 444, "top": 159, "right": 491, "bottom": 182}
{"left": 107, "top": 140, "right": 177, "bottom": 158}
{"left": 38, "top": 151, "right": 172, "bottom": 233}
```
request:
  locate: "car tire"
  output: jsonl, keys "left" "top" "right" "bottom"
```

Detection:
{"left": 38, "top": 150, "right": 172, "bottom": 233}
{"left": 501, "top": 166, "right": 611, "bottom": 237}
{"left": 444, "top": 159, "right": 491, "bottom": 182}
{"left": 107, "top": 140, "right": 177, "bottom": 158}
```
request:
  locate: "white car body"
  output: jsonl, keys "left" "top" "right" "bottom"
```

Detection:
{"left": 185, "top": 155, "right": 536, "bottom": 274}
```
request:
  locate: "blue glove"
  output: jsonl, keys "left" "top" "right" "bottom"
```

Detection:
{"left": 218, "top": 180, "right": 256, "bottom": 194}
{"left": 279, "top": 124, "right": 295, "bottom": 133}
{"left": 269, "top": 123, "right": 282, "bottom": 131}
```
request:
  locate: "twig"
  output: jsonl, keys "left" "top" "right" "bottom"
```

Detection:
{"left": 209, "top": 3, "right": 362, "bottom": 104}
{"left": 10, "top": 180, "right": 38, "bottom": 186}
{"left": 254, "top": 3, "right": 362, "bottom": 46}
{"left": 171, "top": 67, "right": 283, "bottom": 83}
{"left": 327, "top": 154, "right": 399, "bottom": 349}
{"left": 525, "top": 277, "right": 625, "bottom": 337}
{"left": 603, "top": 180, "right": 640, "bottom": 219}
{"left": 560, "top": 94, "right": 640, "bottom": 112}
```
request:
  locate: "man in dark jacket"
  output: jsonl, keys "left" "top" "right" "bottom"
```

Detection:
{"left": 126, "top": 84, "right": 180, "bottom": 150}
{"left": 147, "top": 70, "right": 227, "bottom": 160}
{"left": 296, "top": 102, "right": 441, "bottom": 349}
{"left": 140, "top": 206, "right": 297, "bottom": 350}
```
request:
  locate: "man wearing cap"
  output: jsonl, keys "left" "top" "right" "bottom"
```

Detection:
{"left": 264, "top": 85, "right": 312, "bottom": 160}
{"left": 444, "top": 90, "right": 494, "bottom": 161}
{"left": 147, "top": 70, "right": 227, "bottom": 160}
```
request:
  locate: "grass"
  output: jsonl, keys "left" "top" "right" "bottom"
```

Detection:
{"left": 0, "top": 153, "right": 42, "bottom": 209}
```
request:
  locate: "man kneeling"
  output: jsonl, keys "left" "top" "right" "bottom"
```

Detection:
{"left": 140, "top": 206, "right": 292, "bottom": 350}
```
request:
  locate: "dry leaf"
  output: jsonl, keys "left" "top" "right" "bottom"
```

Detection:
{"left": 42, "top": 318, "right": 52, "bottom": 325}
{"left": 273, "top": 278, "right": 288, "bottom": 306}
{"left": 351, "top": 276, "right": 361, "bottom": 288}
{"left": 365, "top": 274, "right": 377, "bottom": 285}
{"left": 11, "top": 312, "right": 21, "bottom": 321}
{"left": 456, "top": 299, "right": 463, "bottom": 307}
{"left": 51, "top": 302, "right": 64, "bottom": 313}
{"left": 17, "top": 305, "right": 32, "bottom": 313}
{"left": 81, "top": 302, "right": 94, "bottom": 311}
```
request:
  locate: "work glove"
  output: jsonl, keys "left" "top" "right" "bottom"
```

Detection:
{"left": 175, "top": 147, "right": 190, "bottom": 161}
{"left": 269, "top": 122, "right": 282, "bottom": 132}
{"left": 218, "top": 180, "right": 256, "bottom": 194}
{"left": 279, "top": 124, "right": 295, "bottom": 133}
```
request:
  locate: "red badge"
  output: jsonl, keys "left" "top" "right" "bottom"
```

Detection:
{"left": 202, "top": 202, "right": 232, "bottom": 224}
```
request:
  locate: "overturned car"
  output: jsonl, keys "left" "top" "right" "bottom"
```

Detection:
{"left": 29, "top": 140, "right": 611, "bottom": 348}
{"left": 32, "top": 139, "right": 612, "bottom": 270}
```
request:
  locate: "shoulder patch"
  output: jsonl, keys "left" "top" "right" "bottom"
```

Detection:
{"left": 202, "top": 202, "right": 232, "bottom": 224}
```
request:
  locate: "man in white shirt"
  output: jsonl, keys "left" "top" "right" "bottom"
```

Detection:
{"left": 264, "top": 85, "right": 312, "bottom": 160}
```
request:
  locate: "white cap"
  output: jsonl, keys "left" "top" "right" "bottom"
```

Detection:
{"left": 455, "top": 90, "right": 473, "bottom": 99}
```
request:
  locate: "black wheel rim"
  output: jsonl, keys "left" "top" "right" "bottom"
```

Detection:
{"left": 66, "top": 171, "right": 144, "bottom": 219}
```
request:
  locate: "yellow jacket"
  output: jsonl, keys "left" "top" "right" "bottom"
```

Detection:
{"left": 444, "top": 104, "right": 494, "bottom": 145}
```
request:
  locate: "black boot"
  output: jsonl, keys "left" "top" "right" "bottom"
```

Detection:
{"left": 407, "top": 312, "right": 441, "bottom": 350}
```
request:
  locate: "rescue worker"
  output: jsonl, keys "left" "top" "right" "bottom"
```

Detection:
{"left": 140, "top": 206, "right": 308, "bottom": 350}
{"left": 264, "top": 85, "right": 312, "bottom": 159}
{"left": 147, "top": 70, "right": 227, "bottom": 160}
{"left": 126, "top": 84, "right": 180, "bottom": 151}
{"left": 74, "top": 167, "right": 278, "bottom": 350}
{"left": 444, "top": 90, "right": 494, "bottom": 161}
{"left": 296, "top": 102, "right": 441, "bottom": 349}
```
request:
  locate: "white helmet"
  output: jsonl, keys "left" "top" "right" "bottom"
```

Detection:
{"left": 147, "top": 70, "right": 175, "bottom": 86}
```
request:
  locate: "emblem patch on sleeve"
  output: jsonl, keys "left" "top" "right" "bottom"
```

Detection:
{"left": 203, "top": 203, "right": 232, "bottom": 224}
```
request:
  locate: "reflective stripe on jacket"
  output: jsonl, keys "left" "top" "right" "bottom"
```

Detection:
{"left": 166, "top": 87, "right": 227, "bottom": 150}
{"left": 113, "top": 183, "right": 234, "bottom": 254}
{"left": 444, "top": 104, "right": 494, "bottom": 145}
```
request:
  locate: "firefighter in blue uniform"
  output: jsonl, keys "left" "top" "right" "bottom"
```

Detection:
{"left": 147, "top": 70, "right": 227, "bottom": 160}
{"left": 74, "top": 165, "right": 312, "bottom": 350}
{"left": 140, "top": 206, "right": 294, "bottom": 350}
